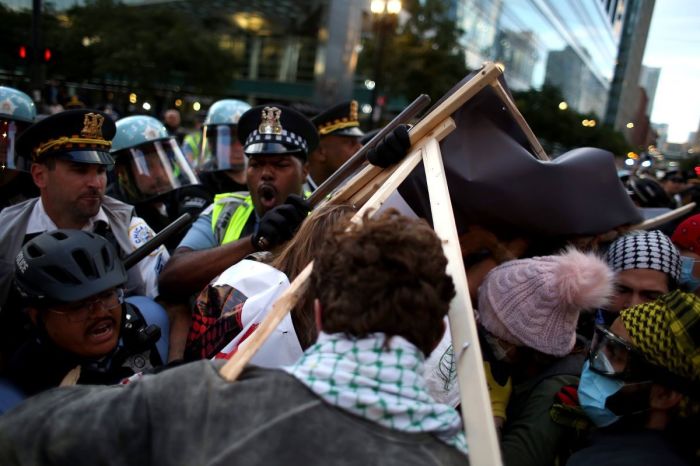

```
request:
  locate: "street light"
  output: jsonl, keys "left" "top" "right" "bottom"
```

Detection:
{"left": 370, "top": 0, "right": 401, "bottom": 128}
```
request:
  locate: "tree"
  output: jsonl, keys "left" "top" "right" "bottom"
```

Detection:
{"left": 42, "top": 0, "right": 237, "bottom": 94}
{"left": 357, "top": 0, "right": 468, "bottom": 109}
{"left": 514, "top": 85, "right": 632, "bottom": 157}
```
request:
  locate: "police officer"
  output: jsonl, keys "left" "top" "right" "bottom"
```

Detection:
{"left": 0, "top": 109, "right": 170, "bottom": 362}
{"left": 158, "top": 104, "right": 316, "bottom": 298}
{"left": 195, "top": 99, "right": 252, "bottom": 196}
{"left": 0, "top": 86, "right": 38, "bottom": 210}
{"left": 110, "top": 115, "right": 211, "bottom": 251}
{"left": 159, "top": 103, "right": 412, "bottom": 299}
{"left": 0, "top": 230, "right": 164, "bottom": 412}
{"left": 306, "top": 100, "right": 364, "bottom": 192}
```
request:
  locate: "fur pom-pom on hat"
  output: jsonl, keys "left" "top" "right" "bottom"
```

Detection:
{"left": 477, "top": 247, "right": 615, "bottom": 357}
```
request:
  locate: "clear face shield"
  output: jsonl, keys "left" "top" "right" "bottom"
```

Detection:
{"left": 114, "top": 138, "right": 200, "bottom": 204}
{"left": 198, "top": 124, "right": 246, "bottom": 173}
{"left": 0, "top": 117, "right": 31, "bottom": 172}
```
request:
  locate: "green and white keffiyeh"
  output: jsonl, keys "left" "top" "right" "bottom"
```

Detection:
{"left": 284, "top": 332, "right": 468, "bottom": 455}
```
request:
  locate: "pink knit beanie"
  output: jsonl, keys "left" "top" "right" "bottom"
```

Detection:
{"left": 477, "top": 247, "right": 615, "bottom": 356}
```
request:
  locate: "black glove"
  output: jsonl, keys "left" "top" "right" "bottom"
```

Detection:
{"left": 366, "top": 124, "right": 411, "bottom": 168}
{"left": 252, "top": 194, "right": 310, "bottom": 250}
{"left": 169, "top": 185, "right": 213, "bottom": 219}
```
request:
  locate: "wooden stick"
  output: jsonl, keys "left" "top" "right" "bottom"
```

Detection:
{"left": 408, "top": 62, "right": 503, "bottom": 144}
{"left": 489, "top": 79, "right": 549, "bottom": 161}
{"left": 220, "top": 118, "right": 456, "bottom": 382}
{"left": 331, "top": 118, "right": 457, "bottom": 208}
{"left": 422, "top": 136, "right": 503, "bottom": 465}
{"left": 631, "top": 202, "right": 696, "bottom": 230}
{"left": 308, "top": 94, "right": 431, "bottom": 207}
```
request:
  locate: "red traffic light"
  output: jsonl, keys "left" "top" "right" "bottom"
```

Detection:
{"left": 43, "top": 48, "right": 52, "bottom": 62}
{"left": 19, "top": 45, "right": 27, "bottom": 59}
{"left": 694, "top": 166, "right": 700, "bottom": 177}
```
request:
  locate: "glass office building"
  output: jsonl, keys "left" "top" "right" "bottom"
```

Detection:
{"left": 453, "top": 0, "right": 624, "bottom": 117}
{"left": 3, "top": 0, "right": 632, "bottom": 120}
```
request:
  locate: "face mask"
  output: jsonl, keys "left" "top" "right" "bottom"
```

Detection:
{"left": 679, "top": 256, "right": 700, "bottom": 291}
{"left": 578, "top": 361, "right": 624, "bottom": 427}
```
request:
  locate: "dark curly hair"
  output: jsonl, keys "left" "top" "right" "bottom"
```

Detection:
{"left": 312, "top": 209, "right": 455, "bottom": 355}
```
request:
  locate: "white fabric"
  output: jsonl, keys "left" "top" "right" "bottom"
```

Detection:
{"left": 423, "top": 321, "right": 460, "bottom": 407}
{"left": 213, "top": 260, "right": 303, "bottom": 368}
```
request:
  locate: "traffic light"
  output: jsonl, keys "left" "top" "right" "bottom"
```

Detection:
{"left": 43, "top": 48, "right": 52, "bottom": 62}
{"left": 18, "top": 45, "right": 27, "bottom": 59}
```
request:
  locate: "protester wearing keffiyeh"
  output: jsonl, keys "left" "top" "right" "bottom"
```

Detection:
{"left": 285, "top": 331, "right": 468, "bottom": 455}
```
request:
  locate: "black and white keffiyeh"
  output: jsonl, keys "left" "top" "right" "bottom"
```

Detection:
{"left": 606, "top": 230, "right": 681, "bottom": 281}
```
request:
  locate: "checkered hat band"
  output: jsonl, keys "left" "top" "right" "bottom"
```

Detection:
{"left": 606, "top": 230, "right": 681, "bottom": 282}
{"left": 620, "top": 290, "right": 700, "bottom": 382}
{"left": 245, "top": 129, "right": 308, "bottom": 152}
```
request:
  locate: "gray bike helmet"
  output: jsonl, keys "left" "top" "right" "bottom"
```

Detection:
{"left": 14, "top": 230, "right": 127, "bottom": 303}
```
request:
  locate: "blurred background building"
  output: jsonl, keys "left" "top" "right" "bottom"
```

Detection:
{"left": 1, "top": 0, "right": 660, "bottom": 150}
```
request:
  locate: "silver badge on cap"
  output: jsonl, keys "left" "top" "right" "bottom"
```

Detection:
{"left": 258, "top": 107, "right": 283, "bottom": 135}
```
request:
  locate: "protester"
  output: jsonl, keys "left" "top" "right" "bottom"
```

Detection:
{"left": 0, "top": 230, "right": 164, "bottom": 412}
{"left": 568, "top": 290, "right": 700, "bottom": 465}
{"left": 185, "top": 203, "right": 355, "bottom": 362}
{"left": 475, "top": 249, "right": 614, "bottom": 465}
{"left": 670, "top": 213, "right": 700, "bottom": 296}
{"left": 600, "top": 230, "right": 681, "bottom": 324}
{"left": 0, "top": 86, "right": 38, "bottom": 210}
{"left": 0, "top": 211, "right": 468, "bottom": 466}
{"left": 306, "top": 100, "right": 364, "bottom": 192}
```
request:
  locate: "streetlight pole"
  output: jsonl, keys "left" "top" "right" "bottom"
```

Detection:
{"left": 369, "top": 0, "right": 401, "bottom": 129}
{"left": 30, "top": 0, "right": 43, "bottom": 103}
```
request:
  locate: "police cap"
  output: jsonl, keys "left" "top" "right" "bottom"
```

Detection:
{"left": 312, "top": 100, "right": 364, "bottom": 138}
{"left": 237, "top": 104, "right": 318, "bottom": 160}
{"left": 16, "top": 108, "right": 116, "bottom": 166}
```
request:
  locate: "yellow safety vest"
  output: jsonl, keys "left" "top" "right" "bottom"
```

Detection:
{"left": 210, "top": 192, "right": 254, "bottom": 245}
{"left": 210, "top": 190, "right": 311, "bottom": 246}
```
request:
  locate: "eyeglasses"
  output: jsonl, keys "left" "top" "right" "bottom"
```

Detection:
{"left": 48, "top": 289, "right": 124, "bottom": 322}
{"left": 588, "top": 324, "right": 652, "bottom": 382}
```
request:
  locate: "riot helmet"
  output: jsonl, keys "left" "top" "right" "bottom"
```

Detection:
{"left": 14, "top": 230, "right": 127, "bottom": 304}
{"left": 111, "top": 115, "right": 200, "bottom": 204}
{"left": 0, "top": 86, "right": 36, "bottom": 172}
{"left": 198, "top": 99, "right": 251, "bottom": 173}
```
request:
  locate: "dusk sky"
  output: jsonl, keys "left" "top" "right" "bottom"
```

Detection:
{"left": 643, "top": 0, "right": 700, "bottom": 143}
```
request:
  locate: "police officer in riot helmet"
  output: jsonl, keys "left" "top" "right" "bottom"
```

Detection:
{"left": 110, "top": 115, "right": 212, "bottom": 251}
{"left": 1, "top": 230, "right": 163, "bottom": 410}
{"left": 0, "top": 86, "right": 39, "bottom": 210}
{"left": 196, "top": 99, "right": 252, "bottom": 196}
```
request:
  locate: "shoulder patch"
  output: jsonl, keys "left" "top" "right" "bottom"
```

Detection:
{"left": 129, "top": 220, "right": 155, "bottom": 250}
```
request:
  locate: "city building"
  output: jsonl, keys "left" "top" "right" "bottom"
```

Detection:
{"left": 1, "top": 0, "right": 369, "bottom": 113}
{"left": 640, "top": 65, "right": 661, "bottom": 115}
{"left": 451, "top": 0, "right": 624, "bottom": 118}
{"left": 604, "top": 0, "right": 656, "bottom": 138}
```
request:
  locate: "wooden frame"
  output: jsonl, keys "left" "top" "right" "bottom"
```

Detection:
{"left": 220, "top": 62, "right": 546, "bottom": 465}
